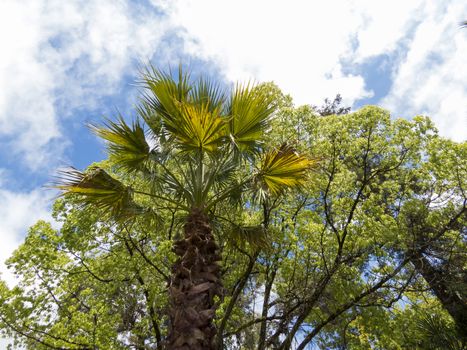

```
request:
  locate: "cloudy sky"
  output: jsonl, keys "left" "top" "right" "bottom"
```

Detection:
{"left": 0, "top": 0, "right": 466, "bottom": 288}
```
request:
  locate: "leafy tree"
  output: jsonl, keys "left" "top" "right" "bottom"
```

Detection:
{"left": 312, "top": 94, "right": 351, "bottom": 116}
{"left": 1, "top": 81, "right": 465, "bottom": 350}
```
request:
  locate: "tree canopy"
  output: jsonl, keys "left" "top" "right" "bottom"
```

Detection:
{"left": 0, "top": 80, "right": 465, "bottom": 350}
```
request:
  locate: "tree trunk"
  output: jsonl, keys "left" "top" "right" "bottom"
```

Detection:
{"left": 409, "top": 250, "right": 467, "bottom": 338}
{"left": 167, "top": 209, "right": 222, "bottom": 349}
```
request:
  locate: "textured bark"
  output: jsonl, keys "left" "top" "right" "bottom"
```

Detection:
{"left": 167, "top": 209, "right": 222, "bottom": 350}
{"left": 409, "top": 250, "right": 467, "bottom": 338}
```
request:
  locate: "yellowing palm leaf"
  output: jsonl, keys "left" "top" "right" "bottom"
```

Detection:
{"left": 165, "top": 102, "right": 226, "bottom": 153}
{"left": 55, "top": 167, "right": 143, "bottom": 220}
{"left": 257, "top": 144, "right": 314, "bottom": 195}
{"left": 142, "top": 67, "right": 227, "bottom": 153}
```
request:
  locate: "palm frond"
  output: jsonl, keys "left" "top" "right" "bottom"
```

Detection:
{"left": 227, "top": 83, "right": 276, "bottom": 153}
{"left": 415, "top": 314, "right": 463, "bottom": 350}
{"left": 256, "top": 144, "right": 314, "bottom": 196}
{"left": 200, "top": 156, "right": 244, "bottom": 209}
{"left": 136, "top": 98, "right": 162, "bottom": 139}
{"left": 171, "top": 102, "right": 226, "bottom": 153}
{"left": 142, "top": 66, "right": 227, "bottom": 153}
{"left": 210, "top": 157, "right": 238, "bottom": 191}
{"left": 90, "top": 117, "right": 150, "bottom": 172}
{"left": 54, "top": 167, "right": 145, "bottom": 220}
{"left": 141, "top": 65, "right": 190, "bottom": 125}
{"left": 227, "top": 224, "right": 270, "bottom": 250}
{"left": 190, "top": 77, "right": 226, "bottom": 114}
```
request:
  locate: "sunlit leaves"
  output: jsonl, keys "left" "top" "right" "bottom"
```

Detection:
{"left": 168, "top": 102, "right": 226, "bottom": 153}
{"left": 141, "top": 66, "right": 227, "bottom": 153}
{"left": 227, "top": 83, "right": 276, "bottom": 153}
{"left": 55, "top": 167, "right": 144, "bottom": 220}
{"left": 91, "top": 117, "right": 150, "bottom": 172}
{"left": 256, "top": 144, "right": 314, "bottom": 196}
{"left": 4, "top": 88, "right": 467, "bottom": 349}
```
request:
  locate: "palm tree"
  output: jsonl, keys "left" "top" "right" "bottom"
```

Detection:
{"left": 56, "top": 66, "right": 313, "bottom": 349}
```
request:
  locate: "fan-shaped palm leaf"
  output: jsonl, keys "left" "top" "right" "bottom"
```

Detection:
{"left": 257, "top": 144, "right": 314, "bottom": 195}
{"left": 55, "top": 167, "right": 144, "bottom": 220}
{"left": 170, "top": 102, "right": 227, "bottom": 153}
{"left": 142, "top": 66, "right": 191, "bottom": 132}
{"left": 189, "top": 77, "right": 226, "bottom": 114}
{"left": 228, "top": 224, "right": 270, "bottom": 250}
{"left": 90, "top": 117, "right": 150, "bottom": 172}
{"left": 142, "top": 67, "right": 227, "bottom": 153}
{"left": 227, "top": 83, "right": 276, "bottom": 153}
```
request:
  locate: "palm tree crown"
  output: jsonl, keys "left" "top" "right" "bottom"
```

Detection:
{"left": 58, "top": 66, "right": 312, "bottom": 218}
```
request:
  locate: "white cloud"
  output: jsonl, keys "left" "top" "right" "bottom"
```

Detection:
{"left": 381, "top": 1, "right": 467, "bottom": 141}
{"left": 163, "top": 0, "right": 466, "bottom": 140}
{"left": 0, "top": 0, "right": 170, "bottom": 170}
{"left": 1, "top": 0, "right": 464, "bottom": 171}
{"left": 0, "top": 188, "right": 53, "bottom": 287}
{"left": 0, "top": 0, "right": 179, "bottom": 297}
{"left": 166, "top": 0, "right": 373, "bottom": 106}
{"left": 351, "top": 0, "right": 425, "bottom": 60}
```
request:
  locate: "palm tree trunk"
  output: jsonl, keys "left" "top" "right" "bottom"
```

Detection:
{"left": 167, "top": 209, "right": 222, "bottom": 349}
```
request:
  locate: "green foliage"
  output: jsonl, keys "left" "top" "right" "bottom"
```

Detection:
{"left": 90, "top": 116, "right": 150, "bottom": 172}
{"left": 1, "top": 81, "right": 465, "bottom": 349}
{"left": 256, "top": 144, "right": 314, "bottom": 197}
{"left": 227, "top": 82, "right": 276, "bottom": 153}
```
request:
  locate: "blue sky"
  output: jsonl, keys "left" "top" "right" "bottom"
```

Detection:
{"left": 0, "top": 0, "right": 466, "bottom": 292}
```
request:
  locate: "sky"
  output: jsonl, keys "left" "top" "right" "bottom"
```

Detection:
{"left": 0, "top": 0, "right": 466, "bottom": 294}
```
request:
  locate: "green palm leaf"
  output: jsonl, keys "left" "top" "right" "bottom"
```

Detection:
{"left": 142, "top": 67, "right": 227, "bottom": 153}
{"left": 90, "top": 117, "right": 150, "bottom": 172}
{"left": 55, "top": 167, "right": 144, "bottom": 220}
{"left": 227, "top": 83, "right": 276, "bottom": 153}
{"left": 228, "top": 224, "right": 269, "bottom": 250}
{"left": 142, "top": 66, "right": 191, "bottom": 137}
{"left": 256, "top": 144, "right": 314, "bottom": 196}
{"left": 189, "top": 77, "right": 226, "bottom": 114}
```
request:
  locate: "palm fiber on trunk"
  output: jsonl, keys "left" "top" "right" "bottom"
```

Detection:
{"left": 167, "top": 209, "right": 222, "bottom": 350}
